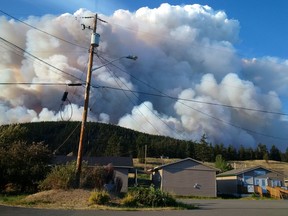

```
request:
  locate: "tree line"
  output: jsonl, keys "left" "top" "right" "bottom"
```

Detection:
{"left": 0, "top": 122, "right": 288, "bottom": 163}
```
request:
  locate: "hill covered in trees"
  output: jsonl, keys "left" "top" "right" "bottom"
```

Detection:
{"left": 0, "top": 121, "right": 287, "bottom": 162}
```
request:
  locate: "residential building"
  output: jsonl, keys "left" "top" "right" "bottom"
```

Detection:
{"left": 216, "top": 165, "right": 285, "bottom": 196}
{"left": 52, "top": 156, "right": 133, "bottom": 192}
{"left": 150, "top": 158, "right": 218, "bottom": 197}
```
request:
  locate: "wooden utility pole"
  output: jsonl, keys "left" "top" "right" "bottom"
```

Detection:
{"left": 75, "top": 14, "right": 98, "bottom": 187}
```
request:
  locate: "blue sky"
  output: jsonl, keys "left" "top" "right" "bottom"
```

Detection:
{"left": 2, "top": 0, "right": 288, "bottom": 59}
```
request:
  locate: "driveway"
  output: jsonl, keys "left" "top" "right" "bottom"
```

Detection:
{"left": 1, "top": 199, "right": 287, "bottom": 216}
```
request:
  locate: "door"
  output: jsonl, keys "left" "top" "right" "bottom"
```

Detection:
{"left": 258, "top": 178, "right": 267, "bottom": 193}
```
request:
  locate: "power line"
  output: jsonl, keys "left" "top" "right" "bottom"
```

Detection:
{"left": 0, "top": 9, "right": 88, "bottom": 50}
{"left": 2, "top": 80, "right": 286, "bottom": 117}
{"left": 93, "top": 85, "right": 288, "bottom": 140}
{"left": 1, "top": 10, "right": 287, "bottom": 141}
{"left": 0, "top": 82, "right": 83, "bottom": 86}
{"left": 0, "top": 36, "right": 83, "bottom": 81}
{"left": 104, "top": 86, "right": 288, "bottom": 116}
{"left": 96, "top": 55, "right": 163, "bottom": 136}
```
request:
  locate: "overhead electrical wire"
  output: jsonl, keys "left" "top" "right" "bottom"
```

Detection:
{"left": 92, "top": 54, "right": 288, "bottom": 117}
{"left": 0, "top": 9, "right": 88, "bottom": 50}
{"left": 2, "top": 80, "right": 286, "bottom": 117}
{"left": 1, "top": 8, "right": 283, "bottom": 103}
{"left": 90, "top": 85, "right": 288, "bottom": 140}
{"left": 90, "top": 55, "right": 288, "bottom": 140}
{"left": 96, "top": 54, "right": 163, "bottom": 136}
{"left": 96, "top": 86, "right": 288, "bottom": 117}
{"left": 0, "top": 36, "right": 83, "bottom": 82}
{"left": 0, "top": 82, "right": 83, "bottom": 86}
{"left": 1, "top": 9, "right": 287, "bottom": 141}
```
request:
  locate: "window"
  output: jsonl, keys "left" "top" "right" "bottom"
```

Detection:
{"left": 272, "top": 180, "right": 281, "bottom": 187}
{"left": 254, "top": 170, "right": 266, "bottom": 176}
{"left": 255, "top": 179, "right": 259, "bottom": 186}
{"left": 261, "top": 179, "right": 266, "bottom": 186}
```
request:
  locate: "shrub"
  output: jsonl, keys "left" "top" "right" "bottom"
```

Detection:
{"left": 123, "top": 185, "right": 177, "bottom": 207}
{"left": 0, "top": 141, "right": 51, "bottom": 193}
{"left": 89, "top": 190, "right": 110, "bottom": 205}
{"left": 80, "top": 166, "right": 107, "bottom": 189}
{"left": 39, "top": 161, "right": 77, "bottom": 190}
{"left": 121, "top": 193, "right": 138, "bottom": 207}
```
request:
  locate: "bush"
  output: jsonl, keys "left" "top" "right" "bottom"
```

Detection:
{"left": 121, "top": 193, "right": 138, "bottom": 207}
{"left": 80, "top": 166, "right": 107, "bottom": 189}
{"left": 89, "top": 190, "right": 110, "bottom": 205}
{"left": 0, "top": 141, "right": 51, "bottom": 193}
{"left": 123, "top": 185, "right": 177, "bottom": 207}
{"left": 39, "top": 161, "right": 77, "bottom": 190}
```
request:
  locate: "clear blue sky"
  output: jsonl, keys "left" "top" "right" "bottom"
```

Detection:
{"left": 2, "top": 0, "right": 288, "bottom": 59}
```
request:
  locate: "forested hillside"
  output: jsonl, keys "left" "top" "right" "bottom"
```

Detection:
{"left": 0, "top": 122, "right": 287, "bottom": 162}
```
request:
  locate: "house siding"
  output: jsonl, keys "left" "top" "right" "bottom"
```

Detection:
{"left": 159, "top": 160, "right": 217, "bottom": 197}
{"left": 216, "top": 166, "right": 285, "bottom": 196}
{"left": 114, "top": 168, "right": 129, "bottom": 192}
{"left": 216, "top": 176, "right": 238, "bottom": 195}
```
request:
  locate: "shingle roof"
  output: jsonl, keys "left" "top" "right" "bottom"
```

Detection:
{"left": 52, "top": 155, "right": 133, "bottom": 168}
{"left": 150, "top": 157, "right": 219, "bottom": 172}
{"left": 216, "top": 165, "right": 280, "bottom": 177}
{"left": 257, "top": 172, "right": 285, "bottom": 179}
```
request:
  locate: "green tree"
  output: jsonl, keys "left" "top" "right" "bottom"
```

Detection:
{"left": 263, "top": 152, "right": 269, "bottom": 162}
{"left": 269, "top": 145, "right": 281, "bottom": 161}
{"left": 255, "top": 143, "right": 268, "bottom": 160}
{"left": 213, "top": 143, "right": 227, "bottom": 159}
{"left": 215, "top": 154, "right": 232, "bottom": 172}
{"left": 246, "top": 147, "right": 255, "bottom": 160}
{"left": 195, "top": 134, "right": 213, "bottom": 162}
{"left": 0, "top": 124, "right": 28, "bottom": 146}
{"left": 105, "top": 134, "right": 121, "bottom": 156}
{"left": 0, "top": 141, "right": 51, "bottom": 193}
{"left": 226, "top": 145, "right": 237, "bottom": 160}
{"left": 283, "top": 147, "right": 288, "bottom": 162}
{"left": 238, "top": 145, "right": 248, "bottom": 160}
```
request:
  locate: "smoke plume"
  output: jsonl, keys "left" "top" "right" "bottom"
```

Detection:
{"left": 0, "top": 4, "right": 287, "bottom": 150}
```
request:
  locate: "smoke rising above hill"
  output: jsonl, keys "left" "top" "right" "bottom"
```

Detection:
{"left": 0, "top": 4, "right": 287, "bottom": 150}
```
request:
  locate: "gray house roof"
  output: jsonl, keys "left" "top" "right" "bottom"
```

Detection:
{"left": 217, "top": 165, "right": 284, "bottom": 177}
{"left": 52, "top": 156, "right": 133, "bottom": 168}
{"left": 150, "top": 157, "right": 219, "bottom": 172}
{"left": 257, "top": 172, "right": 285, "bottom": 180}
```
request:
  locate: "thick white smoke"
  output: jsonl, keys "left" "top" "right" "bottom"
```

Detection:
{"left": 0, "top": 4, "right": 287, "bottom": 150}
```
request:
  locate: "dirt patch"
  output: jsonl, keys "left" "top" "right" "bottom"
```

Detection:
{"left": 23, "top": 189, "right": 91, "bottom": 209}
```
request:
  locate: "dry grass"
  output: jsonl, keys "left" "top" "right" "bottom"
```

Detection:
{"left": 229, "top": 160, "right": 288, "bottom": 177}
{"left": 18, "top": 189, "right": 187, "bottom": 210}
{"left": 22, "top": 189, "right": 91, "bottom": 209}
{"left": 135, "top": 158, "right": 288, "bottom": 177}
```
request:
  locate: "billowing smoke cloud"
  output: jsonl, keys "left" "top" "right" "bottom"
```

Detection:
{"left": 0, "top": 4, "right": 287, "bottom": 150}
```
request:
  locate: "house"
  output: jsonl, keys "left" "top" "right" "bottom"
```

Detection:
{"left": 150, "top": 158, "right": 219, "bottom": 197}
{"left": 52, "top": 156, "right": 133, "bottom": 192}
{"left": 216, "top": 165, "right": 285, "bottom": 196}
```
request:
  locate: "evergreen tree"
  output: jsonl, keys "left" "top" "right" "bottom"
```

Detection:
{"left": 238, "top": 145, "right": 247, "bottom": 160}
{"left": 269, "top": 145, "right": 281, "bottom": 161}
{"left": 255, "top": 143, "right": 268, "bottom": 160}
{"left": 195, "top": 134, "right": 213, "bottom": 162}
{"left": 215, "top": 154, "right": 232, "bottom": 172}
{"left": 226, "top": 145, "right": 237, "bottom": 160}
